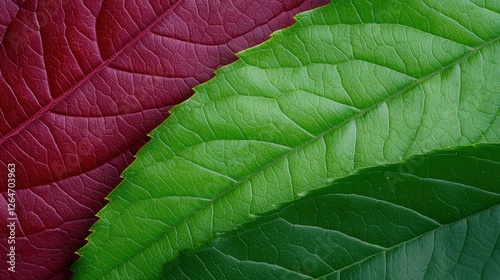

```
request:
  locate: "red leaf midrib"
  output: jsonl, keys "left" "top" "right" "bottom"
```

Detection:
{"left": 0, "top": 0, "right": 184, "bottom": 146}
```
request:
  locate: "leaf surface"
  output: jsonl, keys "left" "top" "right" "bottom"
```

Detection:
{"left": 75, "top": 0, "right": 500, "bottom": 278}
{"left": 167, "top": 144, "right": 500, "bottom": 279}
{"left": 0, "top": 0, "right": 328, "bottom": 278}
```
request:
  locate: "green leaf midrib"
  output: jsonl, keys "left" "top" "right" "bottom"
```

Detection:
{"left": 103, "top": 33, "right": 500, "bottom": 276}
{"left": 314, "top": 204, "right": 500, "bottom": 279}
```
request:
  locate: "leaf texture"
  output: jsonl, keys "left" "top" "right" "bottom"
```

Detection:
{"left": 167, "top": 144, "right": 500, "bottom": 279}
{"left": 0, "top": 0, "right": 329, "bottom": 278}
{"left": 74, "top": 0, "right": 500, "bottom": 278}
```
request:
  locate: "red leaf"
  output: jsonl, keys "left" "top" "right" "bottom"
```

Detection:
{"left": 0, "top": 0, "right": 329, "bottom": 278}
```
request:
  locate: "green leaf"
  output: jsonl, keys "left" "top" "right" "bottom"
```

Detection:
{"left": 73, "top": 0, "right": 500, "bottom": 278}
{"left": 166, "top": 144, "right": 500, "bottom": 279}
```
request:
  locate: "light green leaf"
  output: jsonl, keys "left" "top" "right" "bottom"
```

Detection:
{"left": 73, "top": 0, "right": 500, "bottom": 278}
{"left": 166, "top": 144, "right": 500, "bottom": 279}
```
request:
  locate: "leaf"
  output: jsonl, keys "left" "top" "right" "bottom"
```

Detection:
{"left": 74, "top": 0, "right": 500, "bottom": 279}
{"left": 0, "top": 0, "right": 328, "bottom": 278}
{"left": 166, "top": 144, "right": 500, "bottom": 279}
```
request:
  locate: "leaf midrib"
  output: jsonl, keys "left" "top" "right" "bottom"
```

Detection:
{"left": 205, "top": 35, "right": 500, "bottom": 205}
{"left": 102, "top": 31, "right": 500, "bottom": 276}
{"left": 0, "top": 0, "right": 185, "bottom": 146}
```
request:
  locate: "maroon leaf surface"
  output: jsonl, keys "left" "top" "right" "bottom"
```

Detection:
{"left": 0, "top": 0, "right": 329, "bottom": 278}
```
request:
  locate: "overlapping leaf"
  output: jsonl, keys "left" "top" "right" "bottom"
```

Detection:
{"left": 167, "top": 144, "right": 500, "bottom": 279}
{"left": 74, "top": 0, "right": 500, "bottom": 278}
{"left": 0, "top": 1, "right": 328, "bottom": 278}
